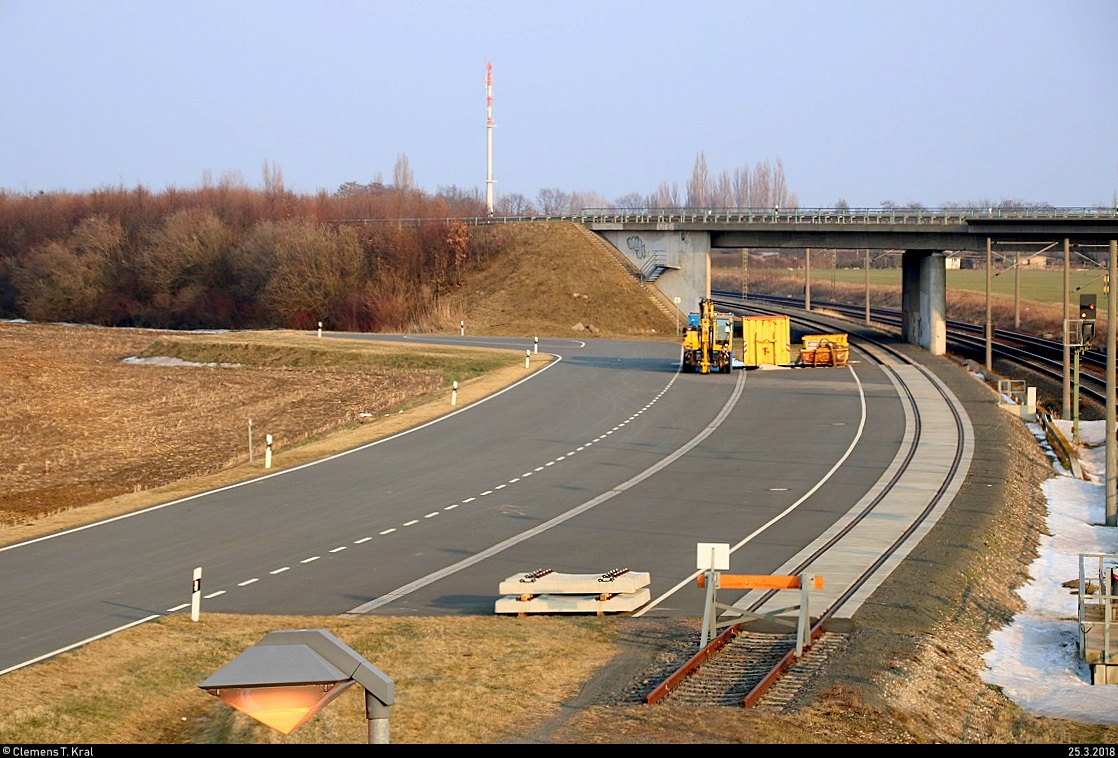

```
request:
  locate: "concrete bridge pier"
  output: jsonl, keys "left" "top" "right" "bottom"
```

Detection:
{"left": 901, "top": 250, "right": 947, "bottom": 355}
{"left": 592, "top": 226, "right": 948, "bottom": 356}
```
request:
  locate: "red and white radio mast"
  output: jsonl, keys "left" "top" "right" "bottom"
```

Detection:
{"left": 485, "top": 61, "right": 495, "bottom": 216}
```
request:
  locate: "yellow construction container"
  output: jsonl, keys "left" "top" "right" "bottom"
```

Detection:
{"left": 799, "top": 333, "right": 849, "bottom": 367}
{"left": 740, "top": 315, "right": 791, "bottom": 367}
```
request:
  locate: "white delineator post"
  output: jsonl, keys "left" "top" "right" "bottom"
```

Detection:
{"left": 265, "top": 434, "right": 273, "bottom": 469}
{"left": 460, "top": 320, "right": 465, "bottom": 336}
{"left": 191, "top": 567, "right": 202, "bottom": 622}
{"left": 452, "top": 380, "right": 458, "bottom": 406}
{"left": 525, "top": 349, "right": 530, "bottom": 369}
{"left": 534, "top": 336, "right": 539, "bottom": 354}
{"left": 317, "top": 321, "right": 322, "bottom": 338}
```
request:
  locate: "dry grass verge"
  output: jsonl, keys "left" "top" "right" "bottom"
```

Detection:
{"left": 0, "top": 612, "right": 621, "bottom": 744}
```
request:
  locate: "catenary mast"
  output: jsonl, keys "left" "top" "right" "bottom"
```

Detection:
{"left": 486, "top": 61, "right": 495, "bottom": 216}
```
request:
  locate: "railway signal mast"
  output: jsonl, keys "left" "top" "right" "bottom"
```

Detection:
{"left": 485, "top": 61, "right": 495, "bottom": 216}
{"left": 1071, "top": 294, "right": 1098, "bottom": 445}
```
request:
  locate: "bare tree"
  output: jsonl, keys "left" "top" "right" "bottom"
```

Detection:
{"left": 712, "top": 170, "right": 734, "bottom": 208}
{"left": 261, "top": 219, "right": 367, "bottom": 328}
{"left": 218, "top": 169, "right": 247, "bottom": 189}
{"left": 11, "top": 241, "right": 94, "bottom": 322}
{"left": 569, "top": 190, "right": 610, "bottom": 213}
{"left": 648, "top": 181, "right": 681, "bottom": 209}
{"left": 612, "top": 192, "right": 646, "bottom": 211}
{"left": 732, "top": 166, "right": 751, "bottom": 207}
{"left": 750, "top": 160, "right": 774, "bottom": 208}
{"left": 262, "top": 160, "right": 285, "bottom": 194}
{"left": 536, "top": 188, "right": 571, "bottom": 215}
{"left": 686, "top": 152, "right": 711, "bottom": 208}
{"left": 11, "top": 215, "right": 125, "bottom": 323}
{"left": 771, "top": 157, "right": 791, "bottom": 208}
{"left": 392, "top": 154, "right": 414, "bottom": 191}
{"left": 496, "top": 193, "right": 535, "bottom": 215}
{"left": 138, "top": 208, "right": 234, "bottom": 326}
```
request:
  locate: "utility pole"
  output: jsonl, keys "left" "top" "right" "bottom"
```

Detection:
{"left": 805, "top": 248, "right": 812, "bottom": 312}
{"left": 1064, "top": 238, "right": 1071, "bottom": 419}
{"left": 864, "top": 248, "right": 871, "bottom": 324}
{"left": 985, "top": 237, "right": 993, "bottom": 372}
{"left": 741, "top": 249, "right": 748, "bottom": 299}
{"left": 1014, "top": 250, "right": 1021, "bottom": 330}
{"left": 831, "top": 249, "right": 837, "bottom": 300}
{"left": 1107, "top": 238, "right": 1116, "bottom": 526}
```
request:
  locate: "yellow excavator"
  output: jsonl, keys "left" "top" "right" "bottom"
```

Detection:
{"left": 681, "top": 297, "right": 736, "bottom": 374}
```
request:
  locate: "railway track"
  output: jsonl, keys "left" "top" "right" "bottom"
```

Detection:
{"left": 721, "top": 290, "right": 1108, "bottom": 419}
{"left": 647, "top": 629, "right": 852, "bottom": 711}
{"left": 639, "top": 293, "right": 1023, "bottom": 710}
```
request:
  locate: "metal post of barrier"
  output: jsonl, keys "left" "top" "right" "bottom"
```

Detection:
{"left": 694, "top": 571, "right": 823, "bottom": 654}
{"left": 797, "top": 575, "right": 810, "bottom": 656}
{"left": 696, "top": 542, "right": 730, "bottom": 648}
{"left": 700, "top": 568, "right": 718, "bottom": 648}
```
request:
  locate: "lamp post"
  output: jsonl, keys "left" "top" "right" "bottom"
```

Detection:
{"left": 200, "top": 629, "right": 394, "bottom": 744}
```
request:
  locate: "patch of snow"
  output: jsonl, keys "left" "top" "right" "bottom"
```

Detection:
{"left": 123, "top": 356, "right": 241, "bottom": 368}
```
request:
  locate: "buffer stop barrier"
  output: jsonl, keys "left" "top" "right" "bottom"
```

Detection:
{"left": 698, "top": 569, "right": 823, "bottom": 656}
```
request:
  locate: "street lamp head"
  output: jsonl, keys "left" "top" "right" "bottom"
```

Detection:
{"left": 200, "top": 629, "right": 394, "bottom": 738}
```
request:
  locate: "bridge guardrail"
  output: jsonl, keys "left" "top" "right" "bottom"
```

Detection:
{"left": 335, "top": 206, "right": 1118, "bottom": 228}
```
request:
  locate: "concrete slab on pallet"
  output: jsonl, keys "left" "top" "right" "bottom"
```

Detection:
{"left": 498, "top": 570, "right": 650, "bottom": 596}
{"left": 495, "top": 588, "right": 651, "bottom": 615}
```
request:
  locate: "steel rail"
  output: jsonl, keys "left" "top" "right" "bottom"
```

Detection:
{"left": 646, "top": 301, "right": 969, "bottom": 708}
{"left": 727, "top": 291, "right": 1108, "bottom": 407}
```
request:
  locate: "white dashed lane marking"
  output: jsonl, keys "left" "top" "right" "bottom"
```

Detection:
{"left": 206, "top": 371, "right": 683, "bottom": 603}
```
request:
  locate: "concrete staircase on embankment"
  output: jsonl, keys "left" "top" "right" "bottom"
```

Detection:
{"left": 569, "top": 223, "right": 683, "bottom": 324}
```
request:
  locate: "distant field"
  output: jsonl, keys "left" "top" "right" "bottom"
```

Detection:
{"left": 740, "top": 266, "right": 1109, "bottom": 308}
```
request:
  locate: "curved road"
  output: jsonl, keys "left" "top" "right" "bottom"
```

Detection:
{"left": 0, "top": 331, "right": 966, "bottom": 675}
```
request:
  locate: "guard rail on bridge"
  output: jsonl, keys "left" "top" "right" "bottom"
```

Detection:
{"left": 337, "top": 206, "right": 1118, "bottom": 228}
{"left": 338, "top": 207, "right": 1118, "bottom": 252}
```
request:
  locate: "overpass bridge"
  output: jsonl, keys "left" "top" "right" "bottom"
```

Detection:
{"left": 348, "top": 207, "right": 1118, "bottom": 357}
{"left": 576, "top": 207, "right": 1118, "bottom": 357}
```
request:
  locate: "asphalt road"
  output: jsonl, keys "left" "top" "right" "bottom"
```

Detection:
{"left": 0, "top": 334, "right": 910, "bottom": 674}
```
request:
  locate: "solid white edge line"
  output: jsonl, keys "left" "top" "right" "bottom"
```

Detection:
{"left": 0, "top": 614, "right": 162, "bottom": 677}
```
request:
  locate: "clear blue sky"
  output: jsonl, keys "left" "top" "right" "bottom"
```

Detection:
{"left": 2, "top": 0, "right": 1115, "bottom": 208}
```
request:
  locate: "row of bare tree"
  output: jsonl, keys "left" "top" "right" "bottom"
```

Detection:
{"left": 0, "top": 181, "right": 506, "bottom": 330}
{"left": 493, "top": 153, "right": 799, "bottom": 216}
{"left": 0, "top": 152, "right": 805, "bottom": 329}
